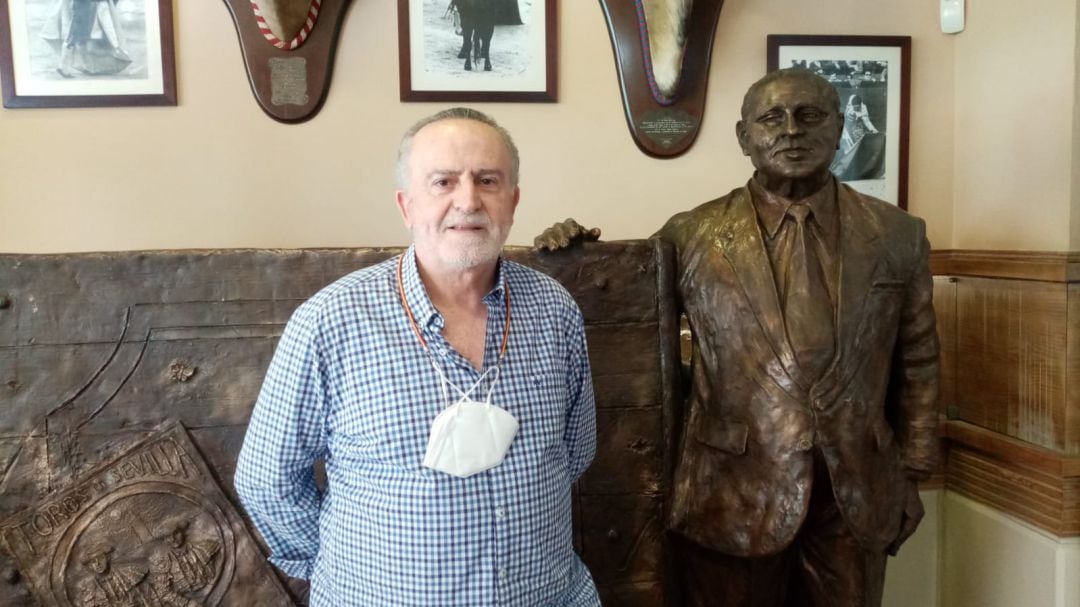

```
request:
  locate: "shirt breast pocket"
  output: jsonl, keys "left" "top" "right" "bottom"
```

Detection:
{"left": 329, "top": 390, "right": 434, "bottom": 474}
{"left": 505, "top": 365, "right": 568, "bottom": 459}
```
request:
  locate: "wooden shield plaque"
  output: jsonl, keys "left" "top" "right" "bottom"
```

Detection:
{"left": 599, "top": 0, "right": 726, "bottom": 157}
{"left": 222, "top": 0, "right": 353, "bottom": 123}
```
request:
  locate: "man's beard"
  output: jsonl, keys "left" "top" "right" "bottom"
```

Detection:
{"left": 417, "top": 211, "right": 509, "bottom": 271}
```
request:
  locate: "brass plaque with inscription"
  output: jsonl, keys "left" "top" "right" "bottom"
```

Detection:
{"left": 0, "top": 422, "right": 292, "bottom": 606}
{"left": 636, "top": 109, "right": 700, "bottom": 150}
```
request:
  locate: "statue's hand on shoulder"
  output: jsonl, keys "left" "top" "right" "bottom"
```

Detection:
{"left": 533, "top": 218, "right": 601, "bottom": 252}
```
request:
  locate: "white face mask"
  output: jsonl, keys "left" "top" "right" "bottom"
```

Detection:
{"left": 422, "top": 366, "right": 519, "bottom": 478}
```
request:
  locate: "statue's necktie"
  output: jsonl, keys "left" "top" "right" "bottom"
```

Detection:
{"left": 783, "top": 204, "right": 835, "bottom": 382}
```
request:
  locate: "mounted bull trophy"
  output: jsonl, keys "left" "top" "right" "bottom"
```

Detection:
{"left": 599, "top": 0, "right": 726, "bottom": 157}
{"left": 223, "top": 0, "right": 353, "bottom": 122}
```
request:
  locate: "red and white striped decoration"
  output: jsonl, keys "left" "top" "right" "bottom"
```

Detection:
{"left": 251, "top": 0, "right": 321, "bottom": 50}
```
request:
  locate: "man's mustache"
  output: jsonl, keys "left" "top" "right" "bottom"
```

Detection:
{"left": 442, "top": 212, "right": 492, "bottom": 230}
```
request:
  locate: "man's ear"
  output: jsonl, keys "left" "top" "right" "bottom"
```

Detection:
{"left": 395, "top": 190, "right": 412, "bottom": 227}
{"left": 512, "top": 186, "right": 521, "bottom": 211}
{"left": 735, "top": 121, "right": 750, "bottom": 156}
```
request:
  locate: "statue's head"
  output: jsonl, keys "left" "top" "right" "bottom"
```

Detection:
{"left": 735, "top": 69, "right": 843, "bottom": 185}
{"left": 81, "top": 547, "right": 114, "bottom": 575}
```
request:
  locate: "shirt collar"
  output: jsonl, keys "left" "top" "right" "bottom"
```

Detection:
{"left": 399, "top": 246, "right": 509, "bottom": 336}
{"left": 748, "top": 174, "right": 838, "bottom": 240}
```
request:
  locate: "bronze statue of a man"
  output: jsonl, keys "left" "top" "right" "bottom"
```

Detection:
{"left": 537, "top": 68, "right": 939, "bottom": 606}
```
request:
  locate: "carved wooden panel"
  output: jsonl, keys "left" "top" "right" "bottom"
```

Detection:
{"left": 0, "top": 242, "right": 680, "bottom": 606}
{"left": 1, "top": 423, "right": 292, "bottom": 606}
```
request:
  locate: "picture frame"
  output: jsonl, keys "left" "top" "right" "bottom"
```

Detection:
{"left": 767, "top": 35, "right": 910, "bottom": 209}
{"left": 0, "top": 0, "right": 177, "bottom": 109}
{"left": 397, "top": 0, "right": 556, "bottom": 103}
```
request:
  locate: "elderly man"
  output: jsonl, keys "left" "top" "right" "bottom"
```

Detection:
{"left": 537, "top": 69, "right": 938, "bottom": 606}
{"left": 236, "top": 108, "right": 600, "bottom": 606}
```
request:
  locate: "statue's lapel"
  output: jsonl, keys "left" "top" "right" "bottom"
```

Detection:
{"left": 717, "top": 187, "right": 802, "bottom": 385}
{"left": 835, "top": 186, "right": 883, "bottom": 363}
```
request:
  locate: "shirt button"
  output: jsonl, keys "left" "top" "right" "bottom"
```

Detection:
{"left": 796, "top": 437, "right": 813, "bottom": 452}
{"left": 813, "top": 397, "right": 826, "bottom": 410}
{"left": 495, "top": 507, "right": 506, "bottom": 519}
{"left": 498, "top": 567, "right": 508, "bottom": 580}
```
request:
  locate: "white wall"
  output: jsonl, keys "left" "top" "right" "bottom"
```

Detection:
{"left": 885, "top": 489, "right": 943, "bottom": 607}
{"left": 942, "top": 492, "right": 1080, "bottom": 607}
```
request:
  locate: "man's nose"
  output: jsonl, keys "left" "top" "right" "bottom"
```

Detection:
{"left": 454, "top": 178, "right": 483, "bottom": 212}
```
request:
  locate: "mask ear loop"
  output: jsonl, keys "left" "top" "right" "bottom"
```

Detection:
{"left": 483, "top": 366, "right": 502, "bottom": 408}
{"left": 430, "top": 360, "right": 451, "bottom": 410}
{"left": 429, "top": 359, "right": 498, "bottom": 407}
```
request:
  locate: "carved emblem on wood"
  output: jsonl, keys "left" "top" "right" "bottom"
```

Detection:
{"left": 0, "top": 422, "right": 292, "bottom": 606}
{"left": 598, "top": 0, "right": 726, "bottom": 157}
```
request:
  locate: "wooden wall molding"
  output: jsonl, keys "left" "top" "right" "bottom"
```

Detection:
{"left": 930, "top": 249, "right": 1080, "bottom": 282}
{"left": 945, "top": 420, "right": 1080, "bottom": 536}
{"left": 933, "top": 250, "right": 1080, "bottom": 536}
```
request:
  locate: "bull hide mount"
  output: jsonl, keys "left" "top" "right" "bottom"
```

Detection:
{"left": 222, "top": 0, "right": 353, "bottom": 122}
{"left": 599, "top": 0, "right": 726, "bottom": 157}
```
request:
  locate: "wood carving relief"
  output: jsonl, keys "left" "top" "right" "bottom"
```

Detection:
{"left": 0, "top": 243, "right": 679, "bottom": 606}
{"left": 1, "top": 423, "right": 290, "bottom": 606}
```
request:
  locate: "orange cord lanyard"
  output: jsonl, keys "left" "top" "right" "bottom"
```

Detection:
{"left": 396, "top": 253, "right": 511, "bottom": 364}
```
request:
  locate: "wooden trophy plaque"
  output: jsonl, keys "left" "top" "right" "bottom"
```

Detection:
{"left": 222, "top": 0, "right": 353, "bottom": 123}
{"left": 598, "top": 0, "right": 726, "bottom": 158}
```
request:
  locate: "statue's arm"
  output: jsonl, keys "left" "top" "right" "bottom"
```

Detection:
{"left": 889, "top": 220, "right": 940, "bottom": 479}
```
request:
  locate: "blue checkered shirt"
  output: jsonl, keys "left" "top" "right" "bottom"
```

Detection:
{"left": 235, "top": 247, "right": 600, "bottom": 606}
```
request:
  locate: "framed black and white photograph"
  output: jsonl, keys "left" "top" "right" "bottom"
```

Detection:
{"left": 397, "top": 0, "right": 556, "bottom": 102}
{"left": 0, "top": 0, "right": 174, "bottom": 107}
{"left": 767, "top": 35, "right": 910, "bottom": 209}
{"left": 0, "top": 0, "right": 176, "bottom": 108}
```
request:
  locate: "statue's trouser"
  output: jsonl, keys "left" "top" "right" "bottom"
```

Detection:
{"left": 672, "top": 450, "right": 888, "bottom": 607}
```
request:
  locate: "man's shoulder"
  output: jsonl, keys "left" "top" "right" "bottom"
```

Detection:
{"left": 292, "top": 256, "right": 397, "bottom": 324}
{"left": 502, "top": 260, "right": 581, "bottom": 316}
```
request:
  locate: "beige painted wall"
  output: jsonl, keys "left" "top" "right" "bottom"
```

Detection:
{"left": 0, "top": 0, "right": 954, "bottom": 253}
{"left": 953, "top": 0, "right": 1079, "bottom": 250}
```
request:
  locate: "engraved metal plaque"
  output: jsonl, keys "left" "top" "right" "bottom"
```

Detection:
{"left": 269, "top": 57, "right": 310, "bottom": 107}
{"left": 636, "top": 109, "right": 700, "bottom": 150}
{"left": 0, "top": 422, "right": 292, "bottom": 606}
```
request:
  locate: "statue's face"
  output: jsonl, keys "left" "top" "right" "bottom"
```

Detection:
{"left": 87, "top": 554, "right": 108, "bottom": 575}
{"left": 170, "top": 529, "right": 185, "bottom": 548}
{"left": 737, "top": 75, "right": 843, "bottom": 183}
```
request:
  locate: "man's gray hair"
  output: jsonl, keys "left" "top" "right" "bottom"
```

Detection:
{"left": 740, "top": 68, "right": 841, "bottom": 121}
{"left": 396, "top": 107, "right": 521, "bottom": 189}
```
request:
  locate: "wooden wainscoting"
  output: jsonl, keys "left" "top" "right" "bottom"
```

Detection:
{"left": 933, "top": 250, "right": 1080, "bottom": 537}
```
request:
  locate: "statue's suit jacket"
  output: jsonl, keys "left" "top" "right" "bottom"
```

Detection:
{"left": 659, "top": 181, "right": 939, "bottom": 557}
